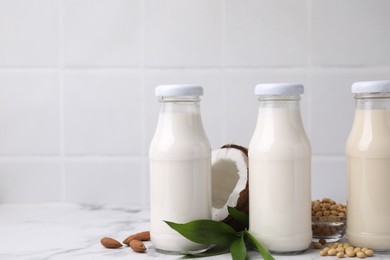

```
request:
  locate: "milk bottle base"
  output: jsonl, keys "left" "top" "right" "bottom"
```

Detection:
{"left": 151, "top": 234, "right": 209, "bottom": 254}
{"left": 154, "top": 247, "right": 209, "bottom": 255}
{"left": 270, "top": 249, "right": 308, "bottom": 255}
{"left": 347, "top": 231, "right": 390, "bottom": 253}
{"left": 249, "top": 231, "right": 311, "bottom": 255}
{"left": 249, "top": 244, "right": 308, "bottom": 255}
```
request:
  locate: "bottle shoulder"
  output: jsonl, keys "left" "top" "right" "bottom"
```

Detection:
{"left": 149, "top": 144, "right": 211, "bottom": 160}
{"left": 249, "top": 134, "right": 311, "bottom": 159}
{"left": 249, "top": 114, "right": 311, "bottom": 159}
{"left": 149, "top": 125, "right": 211, "bottom": 159}
{"left": 346, "top": 133, "right": 390, "bottom": 157}
{"left": 346, "top": 109, "right": 390, "bottom": 157}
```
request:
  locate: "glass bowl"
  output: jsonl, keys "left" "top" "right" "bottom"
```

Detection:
{"left": 312, "top": 218, "right": 346, "bottom": 242}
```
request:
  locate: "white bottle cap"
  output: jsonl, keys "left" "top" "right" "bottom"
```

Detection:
{"left": 351, "top": 80, "right": 390, "bottom": 94}
{"left": 155, "top": 84, "right": 203, "bottom": 97}
{"left": 255, "top": 83, "right": 304, "bottom": 96}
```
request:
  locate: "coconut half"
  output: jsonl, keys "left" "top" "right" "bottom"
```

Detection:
{"left": 211, "top": 144, "right": 249, "bottom": 228}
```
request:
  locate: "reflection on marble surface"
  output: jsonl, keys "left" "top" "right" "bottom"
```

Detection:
{"left": 0, "top": 204, "right": 388, "bottom": 260}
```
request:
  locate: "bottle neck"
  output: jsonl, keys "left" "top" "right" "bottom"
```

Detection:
{"left": 355, "top": 93, "right": 390, "bottom": 110}
{"left": 257, "top": 95, "right": 301, "bottom": 110}
{"left": 256, "top": 95, "right": 304, "bottom": 131}
{"left": 159, "top": 96, "right": 201, "bottom": 114}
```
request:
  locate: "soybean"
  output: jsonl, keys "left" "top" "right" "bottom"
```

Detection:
{"left": 356, "top": 251, "right": 366, "bottom": 258}
{"left": 319, "top": 238, "right": 327, "bottom": 245}
{"left": 313, "top": 242, "right": 323, "bottom": 249}
{"left": 315, "top": 242, "right": 375, "bottom": 258}
{"left": 365, "top": 250, "right": 374, "bottom": 257}
{"left": 328, "top": 248, "right": 337, "bottom": 256}
{"left": 320, "top": 250, "right": 327, "bottom": 256}
{"left": 337, "top": 252, "right": 345, "bottom": 258}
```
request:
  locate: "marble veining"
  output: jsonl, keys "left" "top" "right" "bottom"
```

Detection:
{"left": 0, "top": 204, "right": 388, "bottom": 260}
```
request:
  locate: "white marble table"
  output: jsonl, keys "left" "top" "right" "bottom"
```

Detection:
{"left": 0, "top": 203, "right": 388, "bottom": 260}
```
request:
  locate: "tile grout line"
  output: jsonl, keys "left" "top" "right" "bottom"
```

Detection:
{"left": 221, "top": 0, "right": 228, "bottom": 144}
{"left": 0, "top": 155, "right": 145, "bottom": 161}
{"left": 221, "top": 0, "right": 226, "bottom": 70}
{"left": 2, "top": 66, "right": 390, "bottom": 72}
{"left": 140, "top": 0, "right": 146, "bottom": 156}
{"left": 306, "top": 0, "right": 313, "bottom": 143}
{"left": 312, "top": 155, "right": 345, "bottom": 161}
{"left": 58, "top": 0, "right": 66, "bottom": 202}
{"left": 140, "top": 0, "right": 149, "bottom": 207}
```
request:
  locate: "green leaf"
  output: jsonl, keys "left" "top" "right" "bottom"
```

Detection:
{"left": 182, "top": 244, "right": 230, "bottom": 258}
{"left": 227, "top": 206, "right": 249, "bottom": 229}
{"left": 244, "top": 230, "right": 274, "bottom": 260}
{"left": 230, "top": 233, "right": 247, "bottom": 260}
{"left": 165, "top": 220, "right": 239, "bottom": 245}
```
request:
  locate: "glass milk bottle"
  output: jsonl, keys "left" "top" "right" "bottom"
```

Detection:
{"left": 346, "top": 80, "right": 390, "bottom": 251}
{"left": 249, "top": 83, "right": 312, "bottom": 254}
{"left": 149, "top": 84, "right": 211, "bottom": 254}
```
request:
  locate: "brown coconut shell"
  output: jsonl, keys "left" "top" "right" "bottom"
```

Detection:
{"left": 220, "top": 144, "right": 249, "bottom": 231}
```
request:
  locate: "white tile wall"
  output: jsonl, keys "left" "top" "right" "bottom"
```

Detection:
{"left": 312, "top": 156, "right": 346, "bottom": 203}
{"left": 144, "top": 0, "right": 223, "bottom": 67}
{"left": 0, "top": 71, "right": 60, "bottom": 155}
{"left": 63, "top": 71, "right": 143, "bottom": 155}
{"left": 312, "top": 0, "right": 390, "bottom": 66}
{"left": 0, "top": 0, "right": 390, "bottom": 206}
{"left": 0, "top": 0, "right": 59, "bottom": 67}
{"left": 64, "top": 160, "right": 145, "bottom": 205}
{"left": 225, "top": 0, "right": 308, "bottom": 67}
{"left": 0, "top": 161, "right": 62, "bottom": 203}
{"left": 63, "top": 0, "right": 141, "bottom": 67}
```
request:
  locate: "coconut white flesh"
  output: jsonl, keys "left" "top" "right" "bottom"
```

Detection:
{"left": 211, "top": 147, "right": 248, "bottom": 221}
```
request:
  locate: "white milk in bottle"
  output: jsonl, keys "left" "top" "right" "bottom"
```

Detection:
{"left": 249, "top": 83, "right": 312, "bottom": 254}
{"left": 346, "top": 80, "right": 390, "bottom": 251}
{"left": 149, "top": 85, "right": 211, "bottom": 253}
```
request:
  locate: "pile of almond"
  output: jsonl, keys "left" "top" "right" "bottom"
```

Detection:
{"left": 100, "top": 231, "right": 150, "bottom": 253}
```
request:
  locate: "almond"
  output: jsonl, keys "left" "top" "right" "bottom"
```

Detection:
{"left": 130, "top": 239, "right": 146, "bottom": 253}
{"left": 123, "top": 231, "right": 150, "bottom": 245}
{"left": 100, "top": 237, "right": 122, "bottom": 249}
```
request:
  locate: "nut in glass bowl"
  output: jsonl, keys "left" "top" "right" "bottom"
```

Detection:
{"left": 311, "top": 198, "right": 347, "bottom": 242}
{"left": 312, "top": 218, "right": 346, "bottom": 242}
